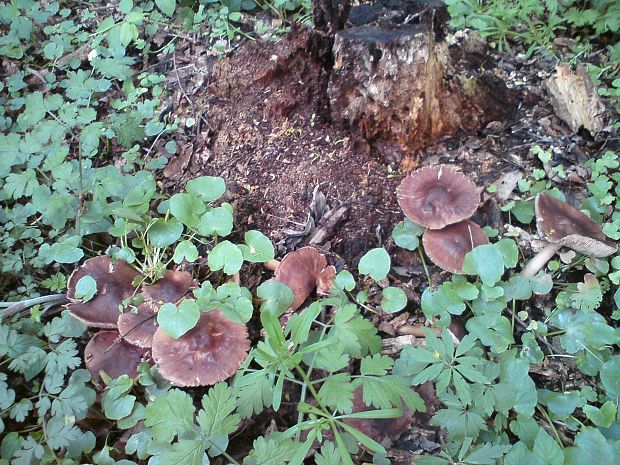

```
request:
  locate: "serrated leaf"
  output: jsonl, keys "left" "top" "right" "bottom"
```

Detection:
{"left": 144, "top": 389, "right": 196, "bottom": 443}
{"left": 197, "top": 382, "right": 240, "bottom": 454}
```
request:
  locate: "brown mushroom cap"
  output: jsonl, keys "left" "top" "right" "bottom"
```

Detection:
{"left": 343, "top": 386, "right": 414, "bottom": 441}
{"left": 396, "top": 165, "right": 480, "bottom": 229}
{"left": 536, "top": 192, "right": 617, "bottom": 257}
{"left": 316, "top": 265, "right": 336, "bottom": 296}
{"left": 422, "top": 220, "right": 489, "bottom": 273}
{"left": 151, "top": 310, "right": 249, "bottom": 387}
{"left": 66, "top": 256, "right": 140, "bottom": 328}
{"left": 84, "top": 330, "right": 148, "bottom": 382}
{"left": 117, "top": 304, "right": 157, "bottom": 348}
{"left": 142, "top": 270, "right": 194, "bottom": 310}
{"left": 274, "top": 247, "right": 329, "bottom": 311}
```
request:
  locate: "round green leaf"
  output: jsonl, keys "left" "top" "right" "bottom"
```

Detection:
{"left": 119, "top": 0, "right": 133, "bottom": 14}
{"left": 169, "top": 193, "right": 205, "bottom": 229}
{"left": 157, "top": 300, "right": 200, "bottom": 339}
{"left": 198, "top": 206, "right": 233, "bottom": 237}
{"left": 148, "top": 218, "right": 183, "bottom": 248}
{"left": 392, "top": 219, "right": 423, "bottom": 251}
{"left": 380, "top": 287, "right": 407, "bottom": 313}
{"left": 75, "top": 275, "right": 97, "bottom": 302}
{"left": 358, "top": 248, "right": 391, "bottom": 281}
{"left": 240, "top": 230, "right": 275, "bottom": 263}
{"left": 207, "top": 241, "right": 243, "bottom": 275}
{"left": 172, "top": 240, "right": 199, "bottom": 264}
{"left": 257, "top": 279, "right": 294, "bottom": 316}
{"left": 462, "top": 244, "right": 505, "bottom": 286}
{"left": 186, "top": 176, "right": 226, "bottom": 202}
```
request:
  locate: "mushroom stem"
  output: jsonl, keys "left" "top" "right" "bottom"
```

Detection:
{"left": 263, "top": 259, "right": 280, "bottom": 271}
{"left": 520, "top": 243, "right": 562, "bottom": 279}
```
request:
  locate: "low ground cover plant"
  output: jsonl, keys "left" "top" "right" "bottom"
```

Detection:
{"left": 1, "top": 1, "right": 620, "bottom": 464}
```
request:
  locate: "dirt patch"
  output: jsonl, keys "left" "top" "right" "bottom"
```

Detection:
{"left": 164, "top": 28, "right": 530, "bottom": 266}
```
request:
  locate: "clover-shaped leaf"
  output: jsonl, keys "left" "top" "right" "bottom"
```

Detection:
{"left": 207, "top": 241, "right": 243, "bottom": 275}
{"left": 157, "top": 300, "right": 200, "bottom": 339}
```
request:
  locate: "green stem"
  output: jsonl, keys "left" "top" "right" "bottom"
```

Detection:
{"left": 537, "top": 405, "right": 564, "bottom": 449}
{"left": 418, "top": 245, "right": 432, "bottom": 288}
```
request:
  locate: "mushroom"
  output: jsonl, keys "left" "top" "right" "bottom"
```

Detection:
{"left": 66, "top": 256, "right": 140, "bottom": 328}
{"left": 84, "top": 330, "right": 148, "bottom": 382}
{"left": 267, "top": 247, "right": 335, "bottom": 311}
{"left": 141, "top": 270, "right": 194, "bottom": 310}
{"left": 118, "top": 270, "right": 194, "bottom": 348}
{"left": 396, "top": 165, "right": 480, "bottom": 230}
{"left": 520, "top": 192, "right": 618, "bottom": 278}
{"left": 422, "top": 220, "right": 489, "bottom": 274}
{"left": 117, "top": 303, "right": 158, "bottom": 349}
{"left": 151, "top": 310, "right": 249, "bottom": 387}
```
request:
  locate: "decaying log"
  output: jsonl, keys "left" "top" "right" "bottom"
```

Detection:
{"left": 328, "top": 1, "right": 518, "bottom": 163}
{"left": 545, "top": 64, "right": 607, "bottom": 135}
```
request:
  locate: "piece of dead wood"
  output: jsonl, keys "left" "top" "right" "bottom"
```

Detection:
{"left": 545, "top": 64, "right": 607, "bottom": 135}
{"left": 382, "top": 335, "right": 427, "bottom": 354}
{"left": 308, "top": 205, "right": 349, "bottom": 245}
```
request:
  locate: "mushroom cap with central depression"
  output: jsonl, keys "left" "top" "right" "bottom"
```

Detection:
{"left": 151, "top": 310, "right": 250, "bottom": 387}
{"left": 396, "top": 165, "right": 480, "bottom": 229}
{"left": 536, "top": 192, "right": 617, "bottom": 257}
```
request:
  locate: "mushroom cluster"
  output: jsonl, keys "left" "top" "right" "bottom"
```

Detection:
{"left": 520, "top": 192, "right": 617, "bottom": 277}
{"left": 397, "top": 165, "right": 488, "bottom": 273}
{"left": 66, "top": 256, "right": 249, "bottom": 386}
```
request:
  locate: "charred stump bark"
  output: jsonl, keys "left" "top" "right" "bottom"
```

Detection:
{"left": 311, "top": 0, "right": 351, "bottom": 35}
{"left": 327, "top": 1, "right": 518, "bottom": 164}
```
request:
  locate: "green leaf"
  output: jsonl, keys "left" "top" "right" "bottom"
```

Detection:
{"left": 208, "top": 241, "right": 243, "bottom": 275}
{"left": 144, "top": 389, "right": 196, "bottom": 443}
{"left": 358, "top": 248, "right": 391, "bottom": 281}
{"left": 583, "top": 401, "right": 617, "bottom": 428}
{"left": 119, "top": 0, "right": 133, "bottom": 14}
{"left": 564, "top": 427, "right": 615, "bottom": 465}
{"left": 257, "top": 279, "right": 294, "bottom": 316}
{"left": 75, "top": 275, "right": 97, "bottom": 302}
{"left": 462, "top": 244, "right": 505, "bottom": 286}
{"left": 319, "top": 373, "right": 354, "bottom": 413}
{"left": 155, "top": 0, "right": 176, "bottom": 17}
{"left": 392, "top": 219, "right": 423, "bottom": 250}
{"left": 197, "top": 382, "right": 240, "bottom": 454}
{"left": 102, "top": 375, "right": 135, "bottom": 420}
{"left": 243, "top": 436, "right": 303, "bottom": 465}
{"left": 170, "top": 193, "right": 206, "bottom": 229}
{"left": 148, "top": 218, "right": 183, "bottom": 248}
{"left": 39, "top": 235, "right": 84, "bottom": 264}
{"left": 315, "top": 442, "right": 341, "bottom": 465}
{"left": 157, "top": 300, "right": 200, "bottom": 339}
{"left": 156, "top": 439, "right": 208, "bottom": 465}
{"left": 173, "top": 240, "right": 199, "bottom": 264}
{"left": 380, "top": 287, "right": 407, "bottom": 313}
{"left": 601, "top": 356, "right": 620, "bottom": 398}
{"left": 199, "top": 205, "right": 234, "bottom": 237}
{"left": 240, "top": 230, "right": 275, "bottom": 263}
{"left": 186, "top": 176, "right": 226, "bottom": 202}
{"left": 532, "top": 427, "right": 564, "bottom": 465}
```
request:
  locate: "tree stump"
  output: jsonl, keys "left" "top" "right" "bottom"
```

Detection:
{"left": 327, "top": 2, "right": 518, "bottom": 164}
